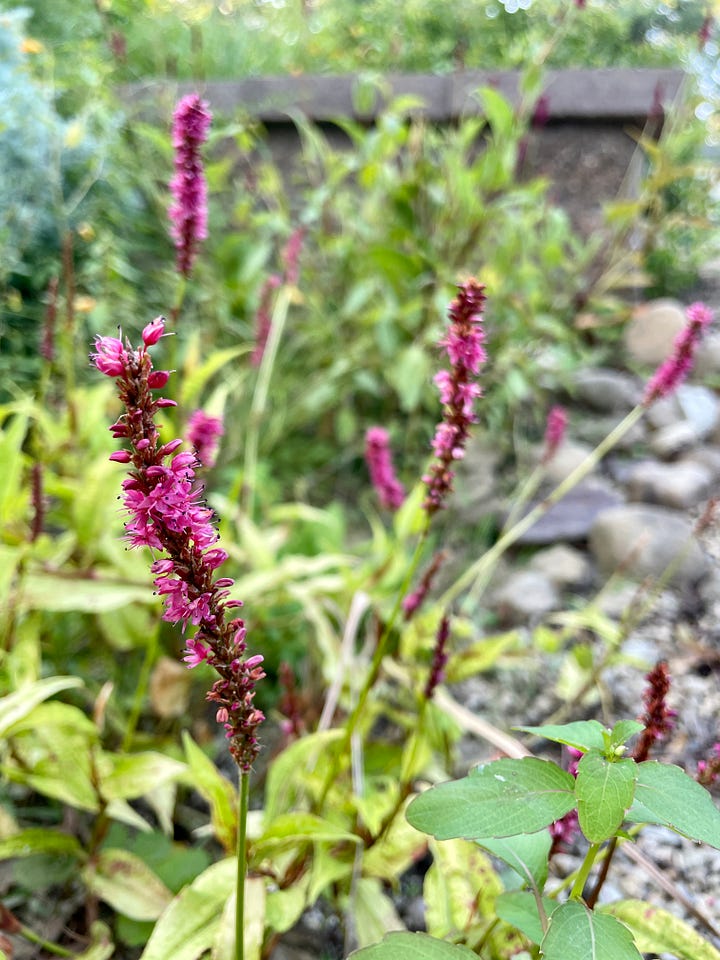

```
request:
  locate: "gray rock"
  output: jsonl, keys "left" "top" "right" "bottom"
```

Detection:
{"left": 624, "top": 298, "right": 687, "bottom": 366}
{"left": 491, "top": 570, "right": 560, "bottom": 625}
{"left": 683, "top": 444, "right": 720, "bottom": 480}
{"left": 517, "top": 480, "right": 624, "bottom": 545}
{"left": 625, "top": 459, "right": 712, "bottom": 510}
{"left": 572, "top": 368, "right": 642, "bottom": 412}
{"left": 543, "top": 440, "right": 595, "bottom": 485}
{"left": 676, "top": 384, "right": 720, "bottom": 439}
{"left": 451, "top": 436, "right": 501, "bottom": 520}
{"left": 575, "top": 413, "right": 647, "bottom": 450}
{"left": 693, "top": 331, "right": 720, "bottom": 379}
{"left": 589, "top": 504, "right": 708, "bottom": 586}
{"left": 529, "top": 544, "right": 593, "bottom": 589}
{"left": 645, "top": 393, "right": 685, "bottom": 429}
{"left": 649, "top": 421, "right": 699, "bottom": 459}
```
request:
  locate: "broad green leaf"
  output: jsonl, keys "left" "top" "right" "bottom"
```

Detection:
{"left": 407, "top": 759, "right": 576, "bottom": 840}
{"left": 0, "top": 676, "right": 83, "bottom": 738}
{"left": 140, "top": 858, "right": 235, "bottom": 960}
{"left": 363, "top": 800, "right": 428, "bottom": 881}
{"left": 575, "top": 753, "right": 637, "bottom": 843}
{"left": 0, "top": 828, "right": 85, "bottom": 861}
{"left": 495, "top": 891, "right": 556, "bottom": 945}
{"left": 99, "top": 751, "right": 187, "bottom": 801}
{"left": 264, "top": 730, "right": 344, "bottom": 822}
{"left": 541, "top": 901, "right": 642, "bottom": 960}
{"left": 253, "top": 812, "right": 360, "bottom": 857}
{"left": 83, "top": 848, "right": 172, "bottom": 921}
{"left": 608, "top": 721, "right": 644, "bottom": 749}
{"left": 385, "top": 344, "right": 430, "bottom": 412}
{"left": 602, "top": 900, "right": 720, "bottom": 960}
{"left": 424, "top": 837, "right": 501, "bottom": 940}
{"left": 265, "top": 876, "right": 310, "bottom": 935}
{"left": 479, "top": 87, "right": 515, "bottom": 140}
{"left": 392, "top": 481, "right": 426, "bottom": 540}
{"left": 349, "top": 877, "right": 405, "bottom": 948}
{"left": 626, "top": 762, "right": 720, "bottom": 848}
{"left": 474, "top": 830, "right": 552, "bottom": 889}
{"left": 74, "top": 922, "right": 114, "bottom": 960}
{"left": 516, "top": 721, "right": 607, "bottom": 753}
{"left": 20, "top": 573, "right": 153, "bottom": 613}
{"left": 212, "top": 878, "right": 265, "bottom": 960}
{"left": 350, "top": 931, "right": 478, "bottom": 959}
{"left": 182, "top": 733, "right": 237, "bottom": 853}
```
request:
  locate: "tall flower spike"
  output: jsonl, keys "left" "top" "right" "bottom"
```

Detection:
{"left": 423, "top": 615, "right": 451, "bottom": 700}
{"left": 365, "top": 426, "right": 405, "bottom": 511}
{"left": 643, "top": 302, "right": 713, "bottom": 406}
{"left": 423, "top": 279, "right": 487, "bottom": 514}
{"left": 186, "top": 409, "right": 224, "bottom": 468}
{"left": 169, "top": 94, "right": 212, "bottom": 279}
{"left": 633, "top": 660, "right": 677, "bottom": 763}
{"left": 403, "top": 550, "right": 447, "bottom": 621}
{"left": 542, "top": 405, "right": 568, "bottom": 464}
{"left": 92, "top": 319, "right": 263, "bottom": 771}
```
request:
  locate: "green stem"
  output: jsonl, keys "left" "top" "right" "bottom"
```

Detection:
{"left": 121, "top": 628, "right": 159, "bottom": 753}
{"left": 242, "top": 287, "right": 291, "bottom": 520}
{"left": 236, "top": 770, "right": 250, "bottom": 960}
{"left": 443, "top": 405, "right": 646, "bottom": 612}
{"left": 19, "top": 924, "right": 74, "bottom": 958}
{"left": 570, "top": 842, "right": 601, "bottom": 901}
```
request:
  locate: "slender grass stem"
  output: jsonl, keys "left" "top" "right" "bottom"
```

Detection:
{"left": 242, "top": 287, "right": 291, "bottom": 519}
{"left": 236, "top": 770, "right": 250, "bottom": 960}
{"left": 19, "top": 925, "right": 74, "bottom": 958}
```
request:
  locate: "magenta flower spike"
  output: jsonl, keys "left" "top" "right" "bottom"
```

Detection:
{"left": 643, "top": 302, "right": 713, "bottom": 406}
{"left": 186, "top": 409, "right": 224, "bottom": 468}
{"left": 423, "top": 279, "right": 487, "bottom": 514}
{"left": 423, "top": 615, "right": 451, "bottom": 700}
{"left": 633, "top": 660, "right": 677, "bottom": 764}
{"left": 169, "top": 94, "right": 212, "bottom": 279}
{"left": 92, "top": 318, "right": 263, "bottom": 771}
{"left": 542, "top": 405, "right": 568, "bottom": 464}
{"left": 365, "top": 426, "right": 405, "bottom": 511}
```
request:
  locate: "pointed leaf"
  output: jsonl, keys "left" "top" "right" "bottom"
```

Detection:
{"left": 626, "top": 762, "right": 720, "bottom": 848}
{"left": 424, "top": 837, "right": 501, "bottom": 940}
{"left": 0, "top": 676, "right": 83, "bottom": 738}
{"left": 83, "top": 848, "right": 172, "bottom": 921}
{"left": 0, "top": 828, "right": 85, "bottom": 861}
{"left": 349, "top": 931, "right": 478, "bottom": 959}
{"left": 609, "top": 721, "right": 644, "bottom": 748}
{"left": 516, "top": 721, "right": 607, "bottom": 753}
{"left": 20, "top": 573, "right": 154, "bottom": 613}
{"left": 575, "top": 753, "right": 637, "bottom": 843}
{"left": 100, "top": 751, "right": 187, "bottom": 801}
{"left": 601, "top": 900, "right": 720, "bottom": 960}
{"left": 407, "top": 759, "right": 576, "bottom": 840}
{"left": 541, "top": 901, "right": 642, "bottom": 960}
{"left": 182, "top": 732, "right": 236, "bottom": 853}
{"left": 212, "top": 878, "right": 265, "bottom": 960}
{"left": 495, "top": 890, "right": 556, "bottom": 945}
{"left": 474, "top": 830, "right": 552, "bottom": 889}
{"left": 140, "top": 858, "right": 235, "bottom": 960}
{"left": 350, "top": 878, "right": 405, "bottom": 948}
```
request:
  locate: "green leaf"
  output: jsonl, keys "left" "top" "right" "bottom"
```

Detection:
{"left": 575, "top": 753, "right": 637, "bottom": 843}
{"left": 211, "top": 877, "right": 265, "bottom": 960}
{"left": 478, "top": 87, "right": 515, "bottom": 140}
{"left": 139, "top": 858, "right": 235, "bottom": 960}
{"left": 407, "top": 759, "right": 576, "bottom": 840}
{"left": 495, "top": 891, "right": 556, "bottom": 945}
{"left": 99, "top": 751, "right": 187, "bottom": 801}
{"left": 180, "top": 345, "right": 250, "bottom": 409}
{"left": 74, "top": 921, "right": 115, "bottom": 960}
{"left": 602, "top": 900, "right": 720, "bottom": 960}
{"left": 445, "top": 631, "right": 522, "bottom": 683}
{"left": 253, "top": 812, "right": 360, "bottom": 857}
{"left": 349, "top": 878, "right": 405, "bottom": 948}
{"left": 516, "top": 721, "right": 607, "bottom": 753}
{"left": 182, "top": 732, "right": 237, "bottom": 853}
{"left": 424, "top": 837, "right": 501, "bottom": 940}
{"left": 349, "top": 931, "right": 478, "bottom": 959}
{"left": 0, "top": 676, "right": 83, "bottom": 738}
{"left": 83, "top": 848, "right": 172, "bottom": 921}
{"left": 20, "top": 573, "right": 153, "bottom": 613}
{"left": 541, "top": 901, "right": 642, "bottom": 960}
{"left": 608, "top": 721, "right": 644, "bottom": 749}
{"left": 0, "top": 828, "right": 85, "bottom": 861}
{"left": 385, "top": 344, "right": 431, "bottom": 412}
{"left": 626, "top": 762, "right": 720, "bottom": 848}
{"left": 474, "top": 830, "right": 552, "bottom": 889}
{"left": 264, "top": 730, "right": 344, "bottom": 822}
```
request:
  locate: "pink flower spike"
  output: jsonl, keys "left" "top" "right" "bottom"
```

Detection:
{"left": 365, "top": 426, "right": 405, "bottom": 511}
{"left": 169, "top": 94, "right": 212, "bottom": 278}
{"left": 183, "top": 638, "right": 211, "bottom": 668}
{"left": 542, "top": 405, "right": 568, "bottom": 464}
{"left": 644, "top": 301, "right": 714, "bottom": 405}
{"left": 142, "top": 316, "right": 166, "bottom": 346}
{"left": 186, "top": 410, "right": 224, "bottom": 468}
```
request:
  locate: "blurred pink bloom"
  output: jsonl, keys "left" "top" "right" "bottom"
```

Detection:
{"left": 169, "top": 94, "right": 212, "bottom": 278}
{"left": 251, "top": 274, "right": 281, "bottom": 367}
{"left": 643, "top": 302, "right": 713, "bottom": 405}
{"left": 542, "top": 405, "right": 568, "bottom": 463}
{"left": 282, "top": 227, "right": 305, "bottom": 286}
{"left": 423, "top": 616, "right": 451, "bottom": 700}
{"left": 423, "top": 279, "right": 487, "bottom": 514}
{"left": 365, "top": 426, "right": 405, "bottom": 510}
{"left": 186, "top": 409, "right": 224, "bottom": 468}
{"left": 403, "top": 550, "right": 447, "bottom": 620}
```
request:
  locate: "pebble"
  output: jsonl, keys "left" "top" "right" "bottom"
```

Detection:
{"left": 516, "top": 480, "right": 624, "bottom": 545}
{"left": 649, "top": 421, "right": 700, "bottom": 459}
{"left": 543, "top": 440, "right": 595, "bottom": 485}
{"left": 529, "top": 544, "right": 593, "bottom": 589}
{"left": 572, "top": 368, "right": 642, "bottom": 412}
{"left": 491, "top": 570, "right": 560, "bottom": 626}
{"left": 624, "top": 459, "right": 712, "bottom": 510}
{"left": 624, "top": 298, "right": 687, "bottom": 366}
{"left": 676, "top": 384, "right": 720, "bottom": 439}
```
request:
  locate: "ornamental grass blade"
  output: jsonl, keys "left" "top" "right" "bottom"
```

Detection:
{"left": 541, "top": 901, "right": 642, "bottom": 960}
{"left": 407, "top": 759, "right": 576, "bottom": 840}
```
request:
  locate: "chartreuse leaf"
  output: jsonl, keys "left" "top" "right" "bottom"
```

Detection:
{"left": 182, "top": 733, "right": 237, "bottom": 853}
{"left": 495, "top": 891, "right": 556, "bottom": 945}
{"left": 83, "top": 849, "right": 172, "bottom": 921}
{"left": 0, "top": 828, "right": 85, "bottom": 860}
{"left": 211, "top": 877, "right": 265, "bottom": 960}
{"left": 474, "top": 830, "right": 552, "bottom": 889}
{"left": 140, "top": 858, "right": 235, "bottom": 960}
{"left": 264, "top": 730, "right": 344, "bottom": 822}
{"left": 75, "top": 922, "right": 114, "bottom": 960}
{"left": 407, "top": 759, "right": 576, "bottom": 840}
{"left": 424, "top": 837, "right": 502, "bottom": 940}
{"left": 515, "top": 721, "right": 607, "bottom": 753}
{"left": 541, "top": 901, "right": 642, "bottom": 960}
{"left": 626, "top": 762, "right": 720, "bottom": 848}
{"left": 99, "top": 751, "right": 187, "bottom": 801}
{"left": 575, "top": 752, "right": 637, "bottom": 843}
{"left": 253, "top": 812, "right": 360, "bottom": 858}
{"left": 0, "top": 676, "right": 83, "bottom": 738}
{"left": 601, "top": 900, "right": 720, "bottom": 960}
{"left": 350, "top": 878, "right": 405, "bottom": 948}
{"left": 349, "top": 931, "right": 478, "bottom": 959}
{"left": 19, "top": 573, "right": 154, "bottom": 613}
